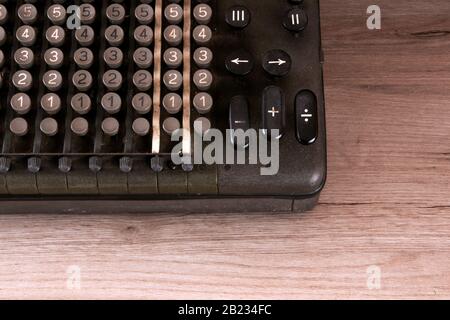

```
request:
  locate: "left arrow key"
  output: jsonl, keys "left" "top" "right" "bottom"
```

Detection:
{"left": 226, "top": 49, "right": 254, "bottom": 76}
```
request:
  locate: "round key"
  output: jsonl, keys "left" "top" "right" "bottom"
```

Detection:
{"left": 193, "top": 4, "right": 212, "bottom": 24}
{"left": 102, "top": 117, "right": 120, "bottom": 136}
{"left": 193, "top": 25, "right": 212, "bottom": 45}
{"left": 41, "top": 93, "right": 61, "bottom": 114}
{"left": 75, "top": 26, "right": 95, "bottom": 46}
{"left": 10, "top": 117, "right": 29, "bottom": 137}
{"left": 163, "top": 93, "right": 182, "bottom": 114}
{"left": 46, "top": 26, "right": 66, "bottom": 47}
{"left": 262, "top": 49, "right": 292, "bottom": 77}
{"left": 43, "top": 70, "right": 63, "bottom": 91}
{"left": 16, "top": 25, "right": 36, "bottom": 46}
{"left": 18, "top": 4, "right": 38, "bottom": 24}
{"left": 225, "top": 49, "right": 254, "bottom": 76}
{"left": 193, "top": 47, "right": 213, "bottom": 67}
{"left": 132, "top": 93, "right": 152, "bottom": 114}
{"left": 71, "top": 93, "right": 91, "bottom": 114}
{"left": 133, "top": 47, "right": 153, "bottom": 68}
{"left": 104, "top": 47, "right": 123, "bottom": 68}
{"left": 71, "top": 117, "right": 89, "bottom": 136}
{"left": 101, "top": 92, "right": 122, "bottom": 114}
{"left": 133, "top": 70, "right": 153, "bottom": 91}
{"left": 164, "top": 48, "right": 183, "bottom": 68}
{"left": 0, "top": 5, "right": 7, "bottom": 25}
{"left": 194, "top": 117, "right": 211, "bottom": 134}
{"left": 132, "top": 118, "right": 151, "bottom": 136}
{"left": 72, "top": 70, "right": 93, "bottom": 91}
{"left": 134, "top": 25, "right": 153, "bottom": 46}
{"left": 283, "top": 8, "right": 308, "bottom": 32}
{"left": 163, "top": 25, "right": 182, "bottom": 46}
{"left": 44, "top": 48, "right": 64, "bottom": 68}
{"left": 78, "top": 4, "right": 96, "bottom": 25}
{"left": 47, "top": 4, "right": 66, "bottom": 25}
{"left": 165, "top": 4, "right": 183, "bottom": 24}
{"left": 0, "top": 26, "right": 6, "bottom": 46}
{"left": 74, "top": 47, "right": 94, "bottom": 69}
{"left": 135, "top": 4, "right": 154, "bottom": 25}
{"left": 162, "top": 117, "right": 181, "bottom": 135}
{"left": 193, "top": 69, "right": 213, "bottom": 90}
{"left": 105, "top": 25, "right": 124, "bottom": 46}
{"left": 103, "top": 70, "right": 123, "bottom": 91}
{"left": 226, "top": 6, "right": 251, "bottom": 29}
{"left": 163, "top": 70, "right": 183, "bottom": 91}
{"left": 40, "top": 117, "right": 58, "bottom": 136}
{"left": 106, "top": 4, "right": 126, "bottom": 24}
{"left": 193, "top": 92, "right": 213, "bottom": 114}
{"left": 12, "top": 70, "right": 33, "bottom": 91}
{"left": 0, "top": 49, "right": 3, "bottom": 68}
{"left": 14, "top": 48, "right": 34, "bottom": 69}
{"left": 10, "top": 93, "right": 32, "bottom": 115}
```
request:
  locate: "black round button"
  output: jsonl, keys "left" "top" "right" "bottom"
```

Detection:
{"left": 225, "top": 49, "right": 254, "bottom": 76}
{"left": 283, "top": 8, "right": 308, "bottom": 32}
{"left": 225, "top": 6, "right": 251, "bottom": 29}
{"left": 263, "top": 50, "right": 292, "bottom": 77}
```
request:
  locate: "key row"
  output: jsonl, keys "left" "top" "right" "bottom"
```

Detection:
{"left": 7, "top": 114, "right": 212, "bottom": 138}
{"left": 0, "top": 2, "right": 214, "bottom": 26}
{"left": 0, "top": 3, "right": 66, "bottom": 25}
{"left": 0, "top": 33, "right": 213, "bottom": 69}
{"left": 225, "top": 4, "right": 308, "bottom": 32}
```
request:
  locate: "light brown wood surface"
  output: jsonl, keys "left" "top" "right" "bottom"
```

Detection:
{"left": 1, "top": 0, "right": 450, "bottom": 299}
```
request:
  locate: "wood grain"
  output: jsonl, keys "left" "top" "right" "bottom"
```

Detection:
{"left": 1, "top": 0, "right": 450, "bottom": 299}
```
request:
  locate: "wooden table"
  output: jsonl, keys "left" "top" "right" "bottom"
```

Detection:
{"left": 1, "top": 0, "right": 449, "bottom": 299}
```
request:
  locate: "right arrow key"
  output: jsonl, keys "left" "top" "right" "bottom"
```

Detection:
{"left": 262, "top": 50, "right": 292, "bottom": 77}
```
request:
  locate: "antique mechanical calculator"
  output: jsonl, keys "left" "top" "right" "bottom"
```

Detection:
{"left": 0, "top": 0, "right": 326, "bottom": 213}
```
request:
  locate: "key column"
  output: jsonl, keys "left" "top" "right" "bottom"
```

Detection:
{"left": 9, "top": 2, "right": 41, "bottom": 159}
{"left": 129, "top": 1, "right": 155, "bottom": 158}
{"left": 100, "top": 2, "right": 129, "bottom": 150}
{"left": 30, "top": 1, "right": 69, "bottom": 173}
{"left": 0, "top": 1, "right": 15, "bottom": 172}
{"left": 191, "top": 0, "right": 214, "bottom": 144}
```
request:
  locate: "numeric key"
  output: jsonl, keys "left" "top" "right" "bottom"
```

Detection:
{"left": 135, "top": 4, "right": 154, "bottom": 24}
{"left": 14, "top": 48, "right": 34, "bottom": 69}
{"left": 193, "top": 4, "right": 212, "bottom": 24}
{"left": 47, "top": 4, "right": 67, "bottom": 25}
{"left": 134, "top": 25, "right": 153, "bottom": 46}
{"left": 16, "top": 25, "right": 36, "bottom": 46}
{"left": 46, "top": 26, "right": 66, "bottom": 47}
{"left": 12, "top": 70, "right": 33, "bottom": 91}
{"left": 164, "top": 4, "right": 183, "bottom": 24}
{"left": 18, "top": 4, "right": 38, "bottom": 24}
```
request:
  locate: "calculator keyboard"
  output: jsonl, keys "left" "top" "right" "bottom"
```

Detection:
{"left": 0, "top": 0, "right": 326, "bottom": 211}
{"left": 0, "top": 0, "right": 212, "bottom": 168}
